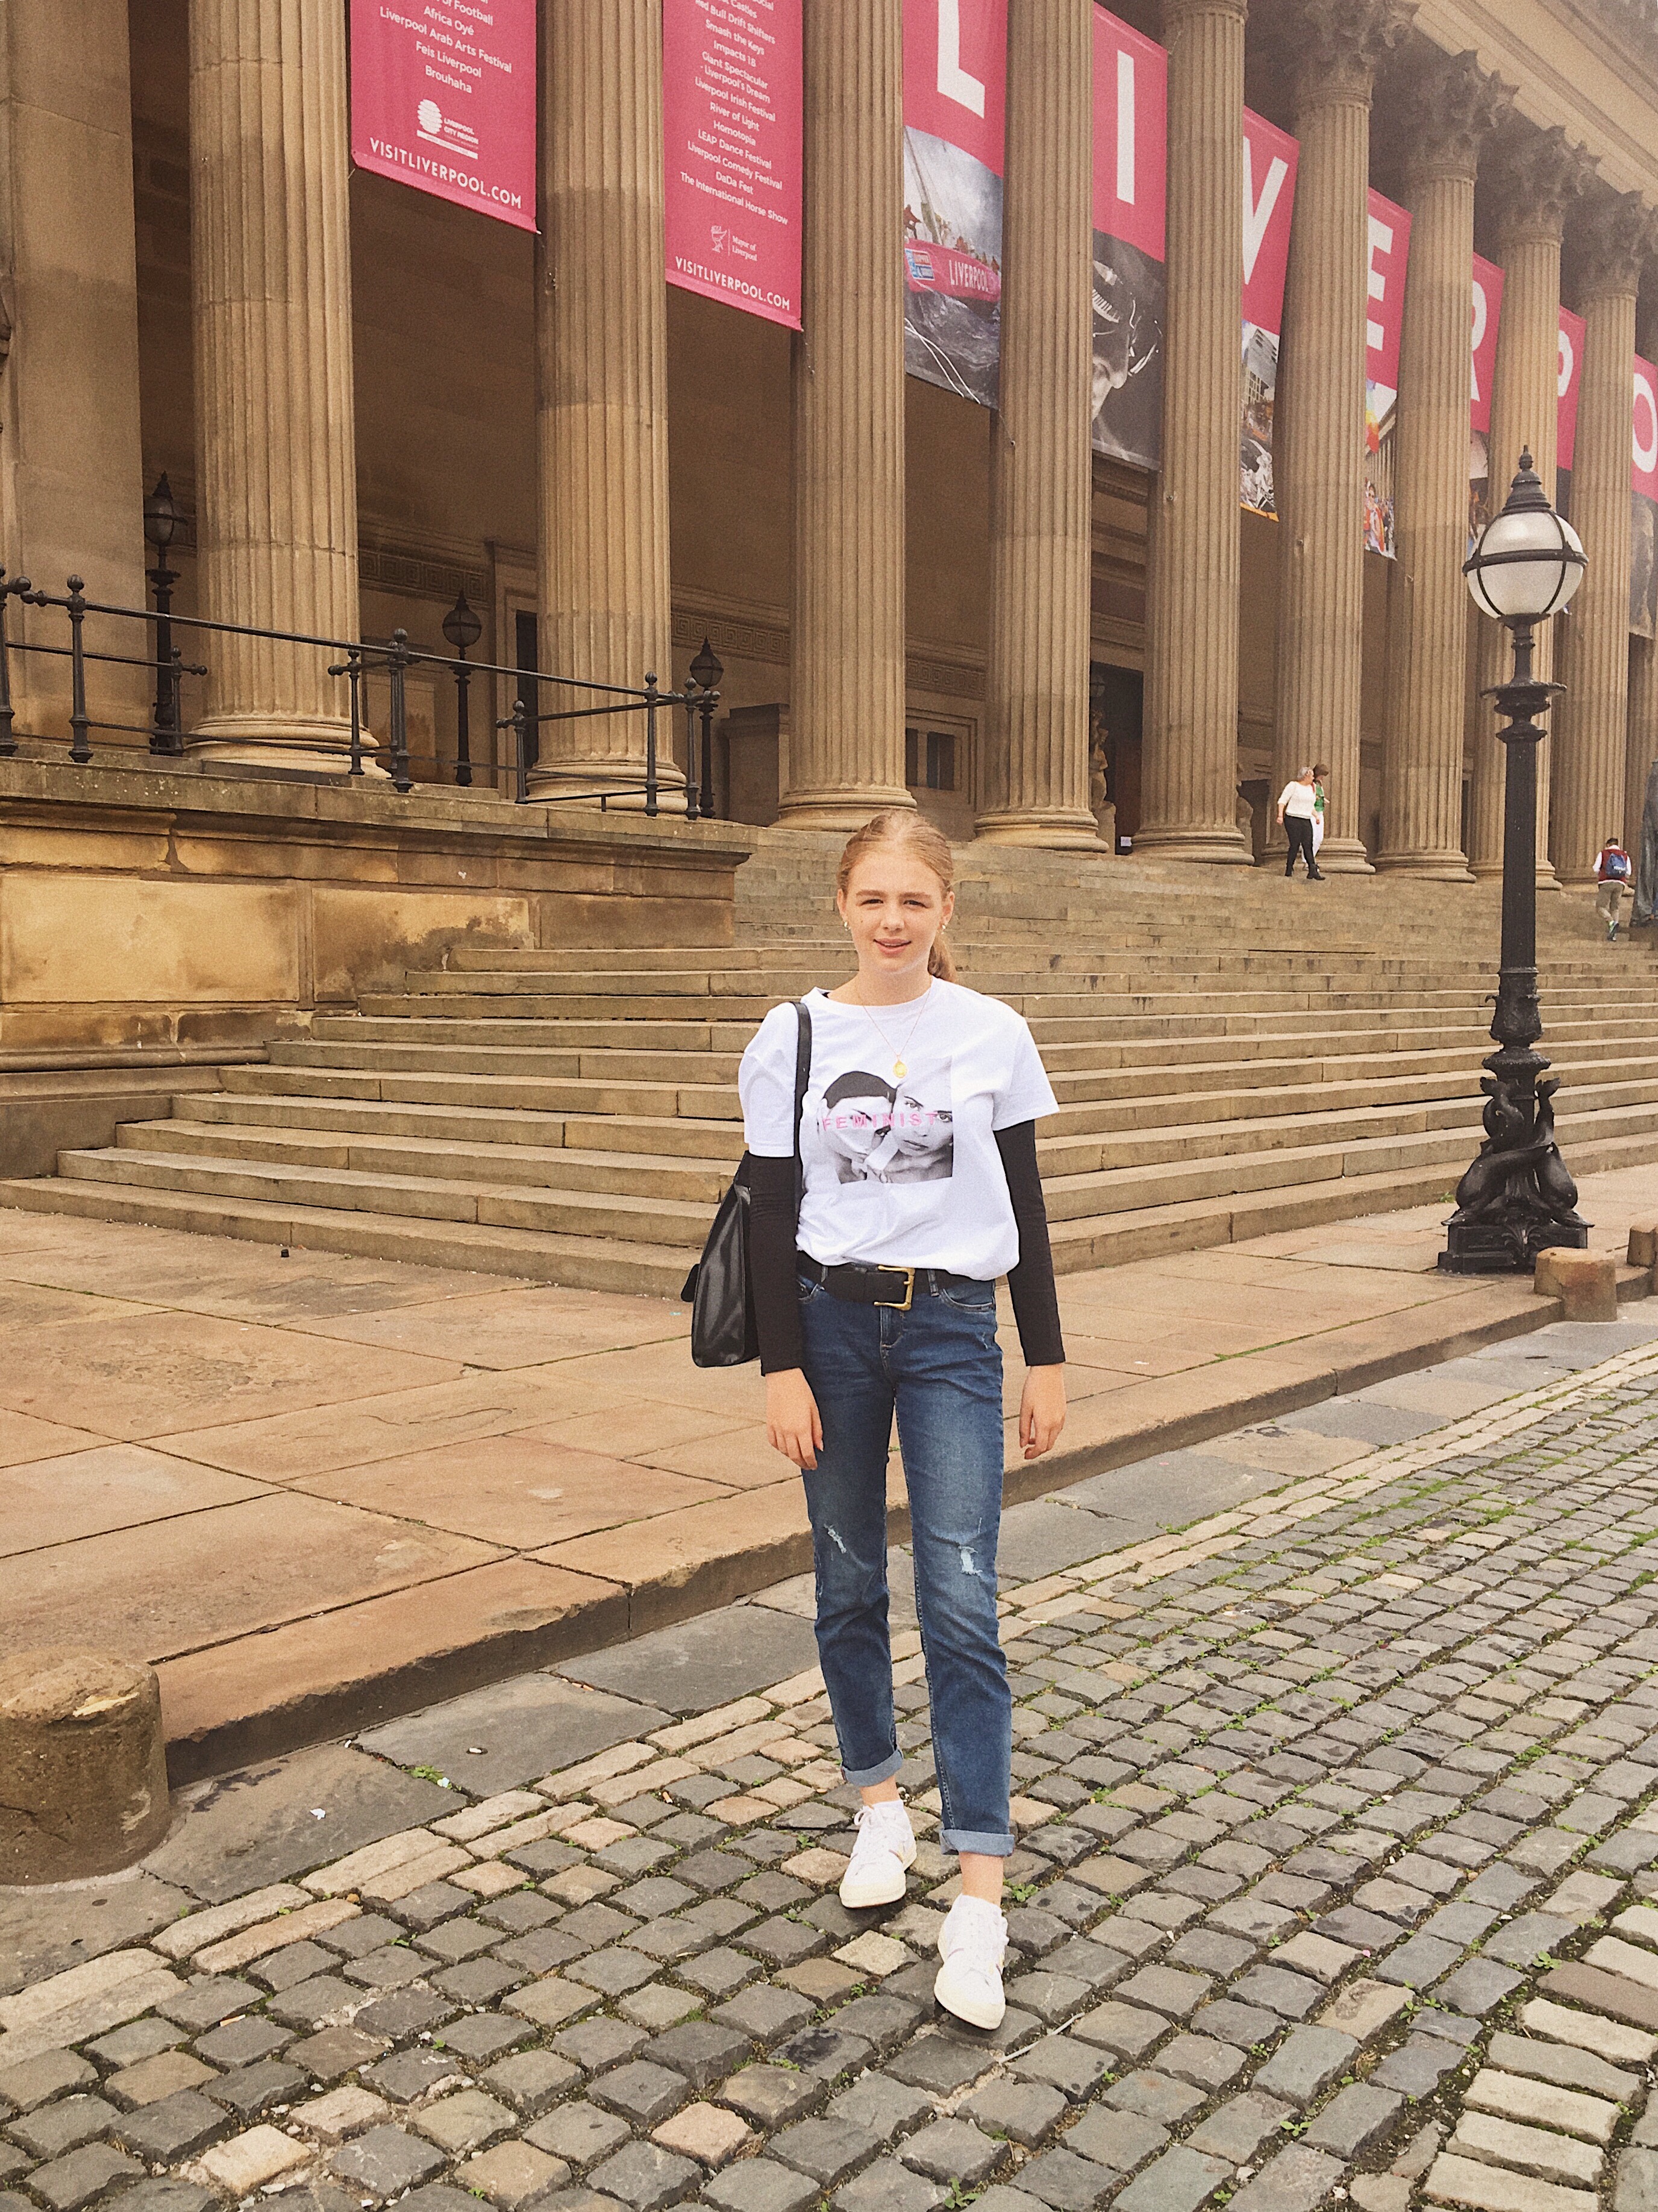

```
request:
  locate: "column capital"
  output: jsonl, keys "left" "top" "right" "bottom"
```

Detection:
{"left": 1572, "top": 186, "right": 1658, "bottom": 304}
{"left": 1486, "top": 124, "right": 1596, "bottom": 252}
{"left": 1289, "top": 0, "right": 1414, "bottom": 113}
{"left": 1397, "top": 49, "right": 1513, "bottom": 188}
{"left": 1160, "top": 0, "right": 1247, "bottom": 30}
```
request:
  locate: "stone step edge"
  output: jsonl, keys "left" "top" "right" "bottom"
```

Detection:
{"left": 152, "top": 1264, "right": 1634, "bottom": 1786}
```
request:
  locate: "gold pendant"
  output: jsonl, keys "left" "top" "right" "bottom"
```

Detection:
{"left": 893, "top": 1060, "right": 906, "bottom": 1079}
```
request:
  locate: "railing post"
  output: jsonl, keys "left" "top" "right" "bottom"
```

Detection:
{"left": 149, "top": 558, "right": 182, "bottom": 755}
{"left": 0, "top": 573, "right": 20, "bottom": 758}
{"left": 454, "top": 657, "right": 472, "bottom": 787}
{"left": 387, "top": 627, "right": 411, "bottom": 792}
{"left": 683, "top": 681, "right": 701, "bottom": 821}
{"left": 507, "top": 695, "right": 530, "bottom": 802}
{"left": 66, "top": 576, "right": 90, "bottom": 764}
{"left": 700, "top": 685, "right": 718, "bottom": 820}
{"left": 643, "top": 669, "right": 659, "bottom": 818}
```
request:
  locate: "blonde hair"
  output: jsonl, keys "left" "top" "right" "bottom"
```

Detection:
{"left": 836, "top": 810, "right": 957, "bottom": 982}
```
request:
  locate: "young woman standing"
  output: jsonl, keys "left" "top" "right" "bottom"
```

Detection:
{"left": 738, "top": 810, "right": 1068, "bottom": 2030}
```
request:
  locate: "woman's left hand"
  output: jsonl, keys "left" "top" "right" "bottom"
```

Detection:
{"left": 1019, "top": 1365, "right": 1066, "bottom": 1460}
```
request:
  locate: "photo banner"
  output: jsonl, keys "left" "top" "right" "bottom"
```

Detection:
{"left": 1557, "top": 305, "right": 1585, "bottom": 517}
{"left": 1090, "top": 6, "right": 1166, "bottom": 472}
{"left": 1633, "top": 357, "right": 1658, "bottom": 637}
{"left": 1363, "top": 187, "right": 1410, "bottom": 555}
{"left": 903, "top": 0, "right": 1007, "bottom": 407}
{"left": 1239, "top": 108, "right": 1298, "bottom": 516}
{"left": 663, "top": 0, "right": 803, "bottom": 327}
{"left": 348, "top": 0, "right": 536, "bottom": 230}
{"left": 1468, "top": 252, "right": 1504, "bottom": 549}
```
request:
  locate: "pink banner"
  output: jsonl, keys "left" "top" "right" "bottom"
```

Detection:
{"left": 1365, "top": 190, "right": 1410, "bottom": 393}
{"left": 1241, "top": 111, "right": 1297, "bottom": 336}
{"left": 1635, "top": 356, "right": 1658, "bottom": 636}
{"left": 663, "top": 0, "right": 802, "bottom": 328}
{"left": 1090, "top": 6, "right": 1165, "bottom": 472}
{"left": 1635, "top": 358, "right": 1658, "bottom": 500}
{"left": 348, "top": 0, "right": 536, "bottom": 231}
{"left": 903, "top": 0, "right": 1007, "bottom": 407}
{"left": 1558, "top": 306, "right": 1585, "bottom": 478}
{"left": 1471, "top": 253, "right": 1503, "bottom": 437}
{"left": 1092, "top": 10, "right": 1165, "bottom": 261}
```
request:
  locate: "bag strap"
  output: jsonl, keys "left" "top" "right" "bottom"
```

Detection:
{"left": 792, "top": 998, "right": 813, "bottom": 1219}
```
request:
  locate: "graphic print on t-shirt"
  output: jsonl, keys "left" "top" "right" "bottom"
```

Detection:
{"left": 814, "top": 1053, "right": 954, "bottom": 1186}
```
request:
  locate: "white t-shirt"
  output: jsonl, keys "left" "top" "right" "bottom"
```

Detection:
{"left": 738, "top": 979, "right": 1059, "bottom": 1279}
{"left": 1280, "top": 781, "right": 1317, "bottom": 819}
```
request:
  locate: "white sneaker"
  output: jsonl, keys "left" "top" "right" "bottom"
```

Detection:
{"left": 934, "top": 1894, "right": 1008, "bottom": 2029}
{"left": 839, "top": 1800, "right": 917, "bottom": 1909}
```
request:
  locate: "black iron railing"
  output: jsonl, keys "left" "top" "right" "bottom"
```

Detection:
{"left": 0, "top": 572, "right": 723, "bottom": 820}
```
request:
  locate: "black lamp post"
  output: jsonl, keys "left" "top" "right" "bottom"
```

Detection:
{"left": 1440, "top": 450, "right": 1591, "bottom": 1273}
{"left": 443, "top": 591, "right": 483, "bottom": 787}
{"left": 142, "top": 473, "right": 183, "bottom": 755}
{"left": 689, "top": 634, "right": 722, "bottom": 819}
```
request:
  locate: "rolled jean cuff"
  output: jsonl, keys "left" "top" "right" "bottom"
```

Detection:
{"left": 842, "top": 1748, "right": 904, "bottom": 1789}
{"left": 942, "top": 1826, "right": 1015, "bottom": 1857}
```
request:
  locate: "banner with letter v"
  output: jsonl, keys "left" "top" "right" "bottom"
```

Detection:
{"left": 1239, "top": 109, "right": 1297, "bottom": 516}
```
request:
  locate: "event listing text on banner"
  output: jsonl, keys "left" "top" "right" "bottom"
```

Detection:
{"left": 664, "top": 0, "right": 802, "bottom": 330}
{"left": 903, "top": 0, "right": 1007, "bottom": 408}
{"left": 1239, "top": 108, "right": 1297, "bottom": 517}
{"left": 1091, "top": 5, "right": 1166, "bottom": 473}
{"left": 349, "top": 0, "right": 536, "bottom": 231}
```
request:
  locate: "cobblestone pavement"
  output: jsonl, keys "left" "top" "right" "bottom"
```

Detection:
{"left": 16, "top": 1326, "right": 1658, "bottom": 2212}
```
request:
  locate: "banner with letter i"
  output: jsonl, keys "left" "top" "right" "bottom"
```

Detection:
{"left": 1239, "top": 110, "right": 1298, "bottom": 516}
{"left": 1363, "top": 189, "right": 1410, "bottom": 555}
{"left": 1557, "top": 306, "right": 1585, "bottom": 516}
{"left": 1090, "top": 7, "right": 1166, "bottom": 472}
{"left": 1468, "top": 252, "right": 1504, "bottom": 549}
{"left": 902, "top": 0, "right": 1007, "bottom": 407}
{"left": 1633, "top": 357, "right": 1658, "bottom": 637}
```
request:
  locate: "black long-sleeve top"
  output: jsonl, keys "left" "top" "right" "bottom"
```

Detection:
{"left": 747, "top": 1120, "right": 1065, "bottom": 1376}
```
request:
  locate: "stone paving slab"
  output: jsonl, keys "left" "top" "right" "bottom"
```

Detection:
{"left": 2, "top": 1170, "right": 1657, "bottom": 1778}
{"left": 17, "top": 1318, "right": 1658, "bottom": 2212}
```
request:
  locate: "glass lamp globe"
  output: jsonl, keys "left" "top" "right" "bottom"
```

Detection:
{"left": 1465, "top": 451, "right": 1586, "bottom": 622}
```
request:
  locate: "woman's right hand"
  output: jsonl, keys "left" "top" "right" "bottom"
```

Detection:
{"left": 766, "top": 1368, "right": 823, "bottom": 1471}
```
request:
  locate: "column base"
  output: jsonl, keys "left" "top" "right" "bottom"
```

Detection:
{"left": 1313, "top": 837, "right": 1375, "bottom": 876}
{"left": 1130, "top": 824, "right": 1254, "bottom": 865}
{"left": 974, "top": 806, "right": 1108, "bottom": 851}
{"left": 777, "top": 786, "right": 915, "bottom": 832}
{"left": 1372, "top": 849, "right": 1476, "bottom": 883}
{"left": 188, "top": 713, "right": 370, "bottom": 780}
{"left": 1536, "top": 864, "right": 1562, "bottom": 890}
{"left": 1468, "top": 858, "right": 1503, "bottom": 879}
{"left": 527, "top": 759, "right": 689, "bottom": 812}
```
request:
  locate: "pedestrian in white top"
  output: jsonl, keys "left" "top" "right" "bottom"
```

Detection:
{"left": 1277, "top": 766, "right": 1324, "bottom": 880}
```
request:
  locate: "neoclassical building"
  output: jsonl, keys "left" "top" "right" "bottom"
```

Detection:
{"left": 7, "top": 0, "right": 1658, "bottom": 886}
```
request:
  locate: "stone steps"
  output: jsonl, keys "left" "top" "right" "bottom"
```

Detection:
{"left": 3, "top": 830, "right": 1651, "bottom": 1290}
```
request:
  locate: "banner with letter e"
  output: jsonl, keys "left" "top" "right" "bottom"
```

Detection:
{"left": 1363, "top": 189, "right": 1410, "bottom": 555}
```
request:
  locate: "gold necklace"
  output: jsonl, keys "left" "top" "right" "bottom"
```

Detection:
{"left": 852, "top": 984, "right": 932, "bottom": 1080}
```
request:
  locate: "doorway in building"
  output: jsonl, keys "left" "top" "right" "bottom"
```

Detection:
{"left": 1090, "top": 663, "right": 1143, "bottom": 841}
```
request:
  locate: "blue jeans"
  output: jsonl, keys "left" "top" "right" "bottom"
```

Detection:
{"left": 797, "top": 1272, "right": 1013, "bottom": 1856}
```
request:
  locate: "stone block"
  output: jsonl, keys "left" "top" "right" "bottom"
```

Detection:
{"left": 524, "top": 2101, "right": 631, "bottom": 2169}
{"left": 1425, "top": 2151, "right": 1596, "bottom": 2212}
{"left": 1065, "top": 2109, "right": 1169, "bottom": 2174}
{"left": 328, "top": 2123, "right": 449, "bottom": 2198}
{"left": 1226, "top": 2145, "right": 1346, "bottom": 2212}
{"left": 1627, "top": 1221, "right": 1658, "bottom": 1269}
{"left": 1306, "top": 2084, "right": 1404, "bottom": 2157}
{"left": 1010, "top": 2034, "right": 1111, "bottom": 2103}
{"left": 483, "top": 2051, "right": 583, "bottom": 2117}
{"left": 1487, "top": 2033, "right": 1637, "bottom": 2102}
{"left": 588, "top": 2060, "right": 689, "bottom": 2128}
{"left": 899, "top": 2122, "right": 1004, "bottom": 2188}
{"left": 0, "top": 1673, "right": 171, "bottom": 1882}
{"left": 194, "top": 2125, "right": 311, "bottom": 2196}
{"left": 589, "top": 2139, "right": 700, "bottom": 2212}
{"left": 105, "top": 2049, "right": 217, "bottom": 2110}
{"left": 1534, "top": 1251, "right": 1617, "bottom": 1322}
{"left": 204, "top": 2058, "right": 308, "bottom": 2120}
{"left": 718, "top": 2067, "right": 827, "bottom": 2132}
{"left": 453, "top": 2142, "right": 570, "bottom": 2209}
{"left": 7, "top": 2095, "right": 117, "bottom": 2160}
{"left": 1186, "top": 2093, "right": 1294, "bottom": 2164}
{"left": 651, "top": 2101, "right": 753, "bottom": 2169}
{"left": 1113, "top": 2146, "right": 1231, "bottom": 2212}
{"left": 832, "top": 2157, "right": 950, "bottom": 2212}
{"left": 1105, "top": 2072, "right": 1204, "bottom": 2126}
{"left": 1518, "top": 1999, "right": 1657, "bottom": 2066}
{"left": 1253, "top": 2026, "right": 1357, "bottom": 2105}
{"left": 959, "top": 2079, "right": 1070, "bottom": 2149}
{"left": 704, "top": 2157, "right": 822, "bottom": 2212}
{"left": 1451, "top": 2113, "right": 1601, "bottom": 2189}
{"left": 1465, "top": 2069, "right": 1619, "bottom": 2143}
{"left": 25, "top": 2142, "right": 144, "bottom": 2212}
{"left": 1069, "top": 2000, "right": 1167, "bottom": 2059}
{"left": 410, "top": 2089, "right": 515, "bottom": 2156}
{"left": 827, "top": 2078, "right": 933, "bottom": 2145}
{"left": 110, "top": 2090, "right": 231, "bottom": 2163}
{"left": 772, "top": 2118, "right": 885, "bottom": 2187}
{"left": 294, "top": 2087, "right": 390, "bottom": 2145}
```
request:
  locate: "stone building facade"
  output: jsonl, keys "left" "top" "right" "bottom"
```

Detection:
{"left": 7, "top": 0, "right": 1658, "bottom": 884}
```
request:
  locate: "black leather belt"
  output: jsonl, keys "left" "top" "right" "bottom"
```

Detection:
{"left": 796, "top": 1254, "right": 989, "bottom": 1314}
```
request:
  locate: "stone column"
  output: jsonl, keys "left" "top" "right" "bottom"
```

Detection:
{"left": 533, "top": 0, "right": 677, "bottom": 801}
{"left": 1552, "top": 192, "right": 1653, "bottom": 882}
{"left": 977, "top": 0, "right": 1101, "bottom": 848}
{"left": 189, "top": 0, "right": 360, "bottom": 769}
{"left": 1468, "top": 130, "right": 1591, "bottom": 881}
{"left": 1135, "top": 0, "right": 1251, "bottom": 863}
{"left": 780, "top": 0, "right": 910, "bottom": 827}
{"left": 0, "top": 3, "right": 148, "bottom": 743}
{"left": 1271, "top": 0, "right": 1407, "bottom": 875}
{"left": 1376, "top": 55, "right": 1509, "bottom": 879}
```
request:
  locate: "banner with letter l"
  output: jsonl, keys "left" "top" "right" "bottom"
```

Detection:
{"left": 902, "top": 0, "right": 1007, "bottom": 407}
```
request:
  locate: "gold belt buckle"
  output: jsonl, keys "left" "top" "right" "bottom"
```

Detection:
{"left": 874, "top": 1266, "right": 915, "bottom": 1312}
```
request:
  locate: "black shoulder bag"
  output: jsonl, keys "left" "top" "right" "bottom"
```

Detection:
{"left": 681, "top": 999, "right": 812, "bottom": 1367}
